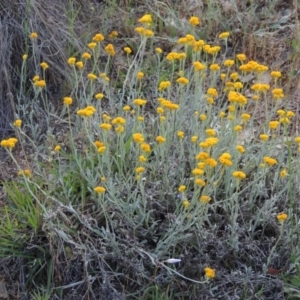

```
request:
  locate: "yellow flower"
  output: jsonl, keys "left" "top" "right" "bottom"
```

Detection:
{"left": 103, "top": 114, "right": 111, "bottom": 122}
{"left": 95, "top": 93, "right": 104, "bottom": 100}
{"left": 30, "top": 32, "right": 38, "bottom": 39}
{"left": 206, "top": 158, "right": 217, "bottom": 167}
{"left": 178, "top": 185, "right": 186, "bottom": 193}
{"left": 141, "top": 143, "right": 151, "bottom": 152}
{"left": 88, "top": 42, "right": 97, "bottom": 50}
{"left": 124, "top": 47, "right": 132, "bottom": 54}
{"left": 136, "top": 166, "right": 145, "bottom": 174}
{"left": 192, "top": 168, "right": 204, "bottom": 176}
{"left": 133, "top": 133, "right": 144, "bottom": 143}
{"left": 232, "top": 171, "right": 246, "bottom": 180}
{"left": 272, "top": 88, "right": 284, "bottom": 100}
{"left": 159, "top": 81, "right": 171, "bottom": 91}
{"left": 195, "top": 178, "right": 206, "bottom": 186}
{"left": 40, "top": 62, "right": 49, "bottom": 70}
{"left": 77, "top": 106, "right": 96, "bottom": 117}
{"left": 219, "top": 32, "right": 230, "bottom": 39}
{"left": 176, "top": 77, "right": 189, "bottom": 85}
{"left": 259, "top": 134, "right": 268, "bottom": 141}
{"left": 197, "top": 162, "right": 206, "bottom": 169}
{"left": 54, "top": 145, "right": 61, "bottom": 152}
{"left": 22, "top": 54, "right": 28, "bottom": 61}
{"left": 115, "top": 125, "right": 124, "bottom": 133}
{"left": 277, "top": 213, "right": 287, "bottom": 224}
{"left": 94, "top": 186, "right": 106, "bottom": 194}
{"left": 193, "top": 61, "right": 206, "bottom": 71}
{"left": 223, "top": 59, "right": 234, "bottom": 67}
{"left": 236, "top": 54, "right": 246, "bottom": 61}
{"left": 200, "top": 195, "right": 211, "bottom": 204}
{"left": 98, "top": 146, "right": 106, "bottom": 153}
{"left": 1, "top": 138, "right": 18, "bottom": 149}
{"left": 210, "top": 64, "right": 220, "bottom": 71}
{"left": 269, "top": 121, "right": 280, "bottom": 130}
{"left": 18, "top": 169, "right": 31, "bottom": 177}
{"left": 205, "top": 128, "right": 216, "bottom": 136}
{"left": 189, "top": 16, "right": 200, "bottom": 26}
{"left": 137, "top": 116, "right": 144, "bottom": 122}
{"left": 123, "top": 105, "right": 131, "bottom": 111}
{"left": 177, "top": 131, "right": 184, "bottom": 139}
{"left": 63, "top": 97, "right": 73, "bottom": 106}
{"left": 108, "top": 30, "right": 118, "bottom": 38}
{"left": 207, "top": 88, "right": 218, "bottom": 98}
{"left": 82, "top": 52, "right": 91, "bottom": 59}
{"left": 234, "top": 125, "right": 242, "bottom": 132}
{"left": 99, "top": 123, "right": 112, "bottom": 131}
{"left": 200, "top": 114, "right": 207, "bottom": 121}
{"left": 204, "top": 267, "right": 216, "bottom": 279}
{"left": 191, "top": 136, "right": 198, "bottom": 143}
{"left": 271, "top": 71, "right": 281, "bottom": 78}
{"left": 219, "top": 111, "right": 226, "bottom": 118}
{"left": 112, "top": 117, "right": 126, "bottom": 125}
{"left": 196, "top": 152, "right": 210, "bottom": 161}
{"left": 156, "top": 135, "right": 166, "bottom": 144}
{"left": 133, "top": 98, "right": 147, "bottom": 106}
{"left": 182, "top": 200, "right": 190, "bottom": 209}
{"left": 139, "top": 155, "right": 147, "bottom": 163}
{"left": 236, "top": 145, "right": 245, "bottom": 153}
{"left": 156, "top": 47, "right": 163, "bottom": 54}
{"left": 88, "top": 73, "right": 97, "bottom": 80}
{"left": 135, "top": 27, "right": 154, "bottom": 37}
{"left": 92, "top": 33, "right": 104, "bottom": 42}
{"left": 286, "top": 111, "right": 295, "bottom": 118}
{"left": 252, "top": 95, "right": 259, "bottom": 101}
{"left": 75, "top": 61, "right": 84, "bottom": 69}
{"left": 138, "top": 14, "right": 152, "bottom": 24}
{"left": 13, "top": 119, "right": 22, "bottom": 128}
{"left": 280, "top": 169, "right": 288, "bottom": 178}
{"left": 105, "top": 44, "right": 115, "bottom": 56}
{"left": 219, "top": 153, "right": 232, "bottom": 167}
{"left": 101, "top": 176, "right": 106, "bottom": 182}
{"left": 136, "top": 72, "right": 144, "bottom": 79}
{"left": 241, "top": 113, "right": 251, "bottom": 122}
{"left": 34, "top": 80, "right": 46, "bottom": 88}
{"left": 294, "top": 136, "right": 300, "bottom": 143}
{"left": 263, "top": 156, "right": 277, "bottom": 166}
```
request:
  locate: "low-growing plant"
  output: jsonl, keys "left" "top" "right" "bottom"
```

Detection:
{"left": 1, "top": 7, "right": 300, "bottom": 299}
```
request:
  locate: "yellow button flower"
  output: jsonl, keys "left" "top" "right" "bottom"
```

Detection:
{"left": 13, "top": 119, "right": 22, "bottom": 128}
{"left": 99, "top": 123, "right": 112, "bottom": 131}
{"left": 219, "top": 32, "right": 230, "bottom": 39}
{"left": 204, "top": 267, "right": 216, "bottom": 279}
{"left": 232, "top": 171, "right": 246, "bottom": 180}
{"left": 200, "top": 195, "right": 211, "bottom": 204}
{"left": 81, "top": 53, "right": 91, "bottom": 60}
{"left": 40, "top": 62, "right": 49, "bottom": 70}
{"left": 277, "top": 213, "right": 287, "bottom": 224}
{"left": 156, "top": 135, "right": 166, "bottom": 144}
{"left": 178, "top": 185, "right": 186, "bottom": 193}
{"left": 94, "top": 186, "right": 106, "bottom": 194}
{"left": 189, "top": 16, "right": 200, "bottom": 26}
{"left": 63, "top": 97, "right": 73, "bottom": 106}
{"left": 124, "top": 47, "right": 132, "bottom": 54}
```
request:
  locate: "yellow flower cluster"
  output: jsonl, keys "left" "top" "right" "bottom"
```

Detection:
{"left": 94, "top": 141, "right": 106, "bottom": 153}
{"left": 105, "top": 44, "right": 115, "bottom": 56}
{"left": 18, "top": 169, "right": 31, "bottom": 177}
{"left": 199, "top": 137, "right": 219, "bottom": 148}
{"left": 228, "top": 91, "right": 247, "bottom": 106}
{"left": 219, "top": 152, "right": 232, "bottom": 167}
{"left": 263, "top": 156, "right": 277, "bottom": 166}
{"left": 77, "top": 106, "right": 96, "bottom": 117}
{"left": 0, "top": 137, "right": 18, "bottom": 149}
